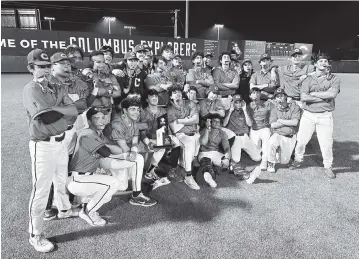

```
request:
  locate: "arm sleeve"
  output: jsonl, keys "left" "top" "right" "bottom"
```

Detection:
{"left": 300, "top": 77, "right": 311, "bottom": 94}
{"left": 249, "top": 73, "right": 256, "bottom": 85}
{"left": 39, "top": 111, "right": 64, "bottom": 124}
{"left": 81, "top": 134, "right": 106, "bottom": 154}
{"left": 23, "top": 85, "right": 51, "bottom": 118}
{"left": 291, "top": 104, "right": 301, "bottom": 120}
{"left": 269, "top": 107, "right": 278, "bottom": 124}
{"left": 96, "top": 146, "right": 111, "bottom": 157}
{"left": 110, "top": 125, "right": 126, "bottom": 141}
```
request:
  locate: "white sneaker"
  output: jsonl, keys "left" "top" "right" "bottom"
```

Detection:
{"left": 144, "top": 170, "right": 160, "bottom": 181}
{"left": 203, "top": 172, "right": 217, "bottom": 188}
{"left": 79, "top": 207, "right": 106, "bottom": 226}
{"left": 57, "top": 207, "right": 80, "bottom": 219}
{"left": 260, "top": 160, "right": 268, "bottom": 170}
{"left": 267, "top": 162, "right": 276, "bottom": 173}
{"left": 29, "top": 234, "right": 55, "bottom": 253}
{"left": 184, "top": 175, "right": 200, "bottom": 190}
{"left": 152, "top": 177, "right": 171, "bottom": 190}
{"left": 246, "top": 166, "right": 262, "bottom": 184}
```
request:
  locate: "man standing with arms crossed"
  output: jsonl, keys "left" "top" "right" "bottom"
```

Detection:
{"left": 291, "top": 54, "right": 340, "bottom": 179}
{"left": 23, "top": 49, "right": 78, "bottom": 253}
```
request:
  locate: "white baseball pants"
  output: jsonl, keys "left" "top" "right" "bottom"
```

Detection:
{"left": 295, "top": 110, "right": 334, "bottom": 168}
{"left": 268, "top": 133, "right": 297, "bottom": 164}
{"left": 198, "top": 151, "right": 224, "bottom": 167}
{"left": 28, "top": 138, "right": 72, "bottom": 236}
{"left": 174, "top": 132, "right": 200, "bottom": 172}
{"left": 250, "top": 128, "right": 271, "bottom": 163}
{"left": 221, "top": 128, "right": 261, "bottom": 163}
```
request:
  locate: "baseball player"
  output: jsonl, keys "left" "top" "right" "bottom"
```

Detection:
{"left": 238, "top": 59, "right": 254, "bottom": 104}
{"left": 291, "top": 54, "right": 340, "bottom": 179}
{"left": 101, "top": 96, "right": 158, "bottom": 204}
{"left": 144, "top": 56, "right": 172, "bottom": 106}
{"left": 113, "top": 51, "right": 147, "bottom": 106}
{"left": 23, "top": 49, "right": 79, "bottom": 253}
{"left": 222, "top": 94, "right": 261, "bottom": 176}
{"left": 64, "top": 44, "right": 86, "bottom": 73}
{"left": 203, "top": 52, "right": 214, "bottom": 74}
{"left": 143, "top": 44, "right": 153, "bottom": 74}
{"left": 212, "top": 52, "right": 239, "bottom": 110}
{"left": 99, "top": 45, "right": 114, "bottom": 66}
{"left": 267, "top": 89, "right": 301, "bottom": 173}
{"left": 198, "top": 86, "right": 225, "bottom": 119}
{"left": 271, "top": 48, "right": 315, "bottom": 107}
{"left": 167, "top": 85, "right": 201, "bottom": 190}
{"left": 250, "top": 53, "right": 280, "bottom": 100}
{"left": 186, "top": 51, "right": 215, "bottom": 99}
{"left": 133, "top": 44, "right": 149, "bottom": 73}
{"left": 198, "top": 114, "right": 231, "bottom": 188}
{"left": 247, "top": 87, "right": 274, "bottom": 170}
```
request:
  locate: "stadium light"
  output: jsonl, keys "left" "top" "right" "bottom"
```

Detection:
{"left": 103, "top": 16, "right": 116, "bottom": 34}
{"left": 44, "top": 16, "right": 55, "bottom": 31}
{"left": 214, "top": 24, "right": 224, "bottom": 57}
{"left": 124, "top": 26, "right": 136, "bottom": 36}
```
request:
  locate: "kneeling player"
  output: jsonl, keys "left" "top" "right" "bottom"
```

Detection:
{"left": 267, "top": 89, "right": 301, "bottom": 173}
{"left": 198, "top": 115, "right": 231, "bottom": 187}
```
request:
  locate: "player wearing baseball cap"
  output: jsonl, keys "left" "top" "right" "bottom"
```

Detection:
{"left": 167, "top": 85, "right": 201, "bottom": 190}
{"left": 186, "top": 51, "right": 215, "bottom": 99}
{"left": 142, "top": 44, "right": 153, "bottom": 74}
{"left": 222, "top": 94, "right": 261, "bottom": 178}
{"left": 198, "top": 85, "right": 225, "bottom": 119}
{"left": 114, "top": 51, "right": 147, "bottom": 107}
{"left": 64, "top": 44, "right": 85, "bottom": 71}
{"left": 238, "top": 59, "right": 254, "bottom": 104}
{"left": 103, "top": 95, "right": 158, "bottom": 205}
{"left": 267, "top": 88, "right": 301, "bottom": 173}
{"left": 271, "top": 48, "right": 315, "bottom": 107}
{"left": 203, "top": 52, "right": 214, "bottom": 74}
{"left": 212, "top": 52, "right": 240, "bottom": 110}
{"left": 247, "top": 87, "right": 275, "bottom": 170}
{"left": 291, "top": 54, "right": 340, "bottom": 179}
{"left": 139, "top": 89, "right": 180, "bottom": 189}
{"left": 134, "top": 44, "right": 149, "bottom": 73}
{"left": 198, "top": 114, "right": 231, "bottom": 188}
{"left": 144, "top": 56, "right": 172, "bottom": 106}
{"left": 24, "top": 49, "right": 78, "bottom": 253}
{"left": 250, "top": 53, "right": 280, "bottom": 100}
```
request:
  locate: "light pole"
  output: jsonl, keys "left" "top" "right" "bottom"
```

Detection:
{"left": 44, "top": 16, "right": 55, "bottom": 31}
{"left": 103, "top": 17, "right": 116, "bottom": 34}
{"left": 124, "top": 26, "right": 136, "bottom": 36}
{"left": 214, "top": 24, "right": 224, "bottom": 58}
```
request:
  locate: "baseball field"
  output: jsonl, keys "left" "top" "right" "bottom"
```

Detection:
{"left": 1, "top": 73, "right": 359, "bottom": 259}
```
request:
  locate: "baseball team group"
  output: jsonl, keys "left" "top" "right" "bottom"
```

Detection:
{"left": 23, "top": 42, "right": 340, "bottom": 253}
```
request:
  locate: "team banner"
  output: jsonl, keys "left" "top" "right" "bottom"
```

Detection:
{"left": 1, "top": 28, "right": 205, "bottom": 59}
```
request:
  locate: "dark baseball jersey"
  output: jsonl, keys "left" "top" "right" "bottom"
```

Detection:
{"left": 248, "top": 100, "right": 273, "bottom": 130}
{"left": 227, "top": 109, "right": 250, "bottom": 136}
{"left": 269, "top": 102, "right": 301, "bottom": 136}
{"left": 109, "top": 115, "right": 140, "bottom": 145}
{"left": 164, "top": 66, "right": 186, "bottom": 87}
{"left": 199, "top": 128, "right": 230, "bottom": 152}
{"left": 63, "top": 73, "right": 90, "bottom": 113}
{"left": 167, "top": 100, "right": 198, "bottom": 135}
{"left": 238, "top": 72, "right": 252, "bottom": 104}
{"left": 69, "top": 128, "right": 111, "bottom": 173}
{"left": 186, "top": 67, "right": 214, "bottom": 98}
{"left": 199, "top": 99, "right": 225, "bottom": 119}
{"left": 140, "top": 106, "right": 167, "bottom": 140}
{"left": 23, "top": 76, "right": 76, "bottom": 141}
{"left": 301, "top": 73, "right": 340, "bottom": 113}
{"left": 278, "top": 64, "right": 315, "bottom": 99}
{"left": 212, "top": 67, "right": 239, "bottom": 96}
{"left": 144, "top": 73, "right": 170, "bottom": 106}
{"left": 90, "top": 73, "right": 119, "bottom": 108}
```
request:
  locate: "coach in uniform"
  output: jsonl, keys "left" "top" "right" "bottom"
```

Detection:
{"left": 250, "top": 53, "right": 279, "bottom": 100}
{"left": 291, "top": 54, "right": 340, "bottom": 179}
{"left": 186, "top": 51, "right": 215, "bottom": 99}
{"left": 267, "top": 89, "right": 301, "bottom": 173}
{"left": 23, "top": 49, "right": 78, "bottom": 253}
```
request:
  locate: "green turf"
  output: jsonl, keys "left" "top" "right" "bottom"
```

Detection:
{"left": 1, "top": 73, "right": 359, "bottom": 259}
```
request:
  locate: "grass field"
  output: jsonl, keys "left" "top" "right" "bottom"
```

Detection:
{"left": 1, "top": 73, "right": 359, "bottom": 259}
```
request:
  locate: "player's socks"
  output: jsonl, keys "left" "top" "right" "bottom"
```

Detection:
{"left": 186, "top": 172, "right": 192, "bottom": 177}
{"left": 146, "top": 165, "right": 155, "bottom": 174}
{"left": 133, "top": 191, "right": 141, "bottom": 197}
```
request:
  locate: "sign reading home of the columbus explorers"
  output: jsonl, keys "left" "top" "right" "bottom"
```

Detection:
{"left": 0, "top": 28, "right": 204, "bottom": 59}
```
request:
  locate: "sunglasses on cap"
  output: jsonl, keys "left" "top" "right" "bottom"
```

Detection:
{"left": 93, "top": 107, "right": 112, "bottom": 114}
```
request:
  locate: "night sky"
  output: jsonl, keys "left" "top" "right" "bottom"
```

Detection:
{"left": 3, "top": 1, "right": 359, "bottom": 57}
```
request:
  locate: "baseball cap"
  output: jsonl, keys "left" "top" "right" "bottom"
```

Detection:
{"left": 242, "top": 59, "right": 252, "bottom": 65}
{"left": 205, "top": 85, "right": 220, "bottom": 95}
{"left": 232, "top": 94, "right": 243, "bottom": 102}
{"left": 124, "top": 51, "right": 138, "bottom": 60}
{"left": 316, "top": 53, "right": 330, "bottom": 61}
{"left": 147, "top": 89, "right": 159, "bottom": 96}
{"left": 50, "top": 52, "right": 69, "bottom": 64}
{"left": 143, "top": 44, "right": 151, "bottom": 51}
{"left": 86, "top": 107, "right": 111, "bottom": 120}
{"left": 259, "top": 53, "right": 272, "bottom": 62}
{"left": 134, "top": 44, "right": 146, "bottom": 52}
{"left": 291, "top": 48, "right": 303, "bottom": 56}
{"left": 27, "top": 49, "right": 51, "bottom": 65}
{"left": 250, "top": 87, "right": 261, "bottom": 94}
{"left": 273, "top": 88, "right": 287, "bottom": 98}
{"left": 100, "top": 45, "right": 114, "bottom": 55}
{"left": 204, "top": 52, "right": 213, "bottom": 58}
{"left": 173, "top": 53, "right": 182, "bottom": 59}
